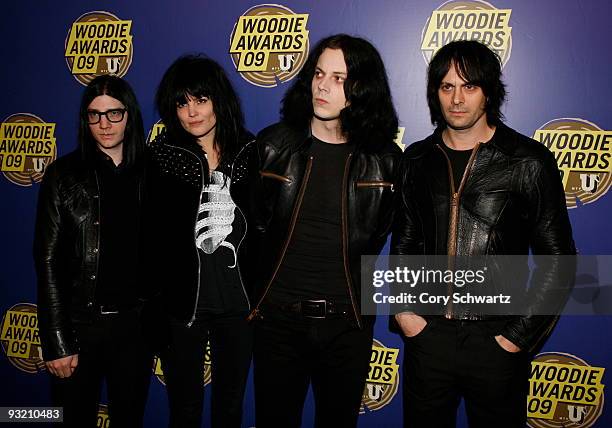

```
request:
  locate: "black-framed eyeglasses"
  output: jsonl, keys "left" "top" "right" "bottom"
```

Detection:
{"left": 86, "top": 108, "right": 127, "bottom": 124}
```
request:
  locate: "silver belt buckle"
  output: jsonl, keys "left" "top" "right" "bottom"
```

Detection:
{"left": 99, "top": 305, "right": 119, "bottom": 315}
{"left": 302, "top": 299, "right": 327, "bottom": 319}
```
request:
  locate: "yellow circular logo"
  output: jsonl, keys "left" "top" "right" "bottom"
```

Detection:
{"left": 533, "top": 118, "right": 611, "bottom": 209}
{"left": 0, "top": 303, "right": 45, "bottom": 374}
{"left": 152, "top": 342, "right": 212, "bottom": 387}
{"left": 527, "top": 352, "right": 605, "bottom": 428}
{"left": 421, "top": 0, "right": 513, "bottom": 66}
{"left": 0, "top": 113, "right": 57, "bottom": 186}
{"left": 64, "top": 11, "right": 134, "bottom": 86}
{"left": 229, "top": 4, "right": 310, "bottom": 88}
{"left": 360, "top": 338, "right": 400, "bottom": 414}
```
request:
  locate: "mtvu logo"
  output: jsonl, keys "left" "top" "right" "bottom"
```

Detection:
{"left": 366, "top": 384, "right": 385, "bottom": 400}
{"left": 580, "top": 174, "right": 600, "bottom": 193}
{"left": 567, "top": 405, "right": 587, "bottom": 423}
{"left": 32, "top": 158, "right": 47, "bottom": 173}
{"left": 105, "top": 58, "right": 121, "bottom": 74}
{"left": 278, "top": 54, "right": 295, "bottom": 72}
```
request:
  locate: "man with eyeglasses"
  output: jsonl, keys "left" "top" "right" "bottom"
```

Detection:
{"left": 34, "top": 75, "right": 151, "bottom": 427}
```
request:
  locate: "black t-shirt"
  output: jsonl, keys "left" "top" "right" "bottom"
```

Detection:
{"left": 95, "top": 152, "right": 140, "bottom": 305}
{"left": 195, "top": 167, "right": 246, "bottom": 316}
{"left": 269, "top": 136, "right": 353, "bottom": 305}
{"left": 439, "top": 141, "right": 473, "bottom": 192}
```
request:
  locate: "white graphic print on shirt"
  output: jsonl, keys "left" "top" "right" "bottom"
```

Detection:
{"left": 195, "top": 170, "right": 237, "bottom": 267}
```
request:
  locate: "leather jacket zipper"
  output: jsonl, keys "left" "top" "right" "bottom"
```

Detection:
{"left": 167, "top": 143, "right": 204, "bottom": 328}
{"left": 233, "top": 203, "right": 251, "bottom": 310}
{"left": 91, "top": 171, "right": 101, "bottom": 307}
{"left": 248, "top": 156, "right": 314, "bottom": 321}
{"left": 230, "top": 143, "right": 254, "bottom": 310}
{"left": 436, "top": 143, "right": 481, "bottom": 317}
{"left": 355, "top": 181, "right": 393, "bottom": 190}
{"left": 341, "top": 153, "right": 362, "bottom": 328}
{"left": 260, "top": 171, "right": 292, "bottom": 183}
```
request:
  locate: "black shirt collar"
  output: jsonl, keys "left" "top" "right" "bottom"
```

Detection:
{"left": 95, "top": 149, "right": 125, "bottom": 173}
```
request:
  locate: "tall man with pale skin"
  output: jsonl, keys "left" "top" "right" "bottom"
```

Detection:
{"left": 251, "top": 34, "right": 401, "bottom": 427}
{"left": 311, "top": 47, "right": 349, "bottom": 144}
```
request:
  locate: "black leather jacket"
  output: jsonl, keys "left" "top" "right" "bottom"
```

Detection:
{"left": 248, "top": 122, "right": 402, "bottom": 328}
{"left": 391, "top": 123, "right": 576, "bottom": 351}
{"left": 144, "top": 131, "right": 258, "bottom": 325}
{"left": 33, "top": 151, "right": 144, "bottom": 361}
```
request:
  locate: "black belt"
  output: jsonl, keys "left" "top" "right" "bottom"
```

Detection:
{"left": 272, "top": 299, "right": 352, "bottom": 319}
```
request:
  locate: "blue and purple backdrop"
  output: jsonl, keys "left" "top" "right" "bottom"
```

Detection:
{"left": 1, "top": 0, "right": 610, "bottom": 427}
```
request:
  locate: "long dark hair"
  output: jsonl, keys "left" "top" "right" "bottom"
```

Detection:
{"left": 427, "top": 40, "right": 506, "bottom": 128}
{"left": 281, "top": 34, "right": 399, "bottom": 152}
{"left": 155, "top": 55, "right": 247, "bottom": 166}
{"left": 78, "top": 75, "right": 145, "bottom": 170}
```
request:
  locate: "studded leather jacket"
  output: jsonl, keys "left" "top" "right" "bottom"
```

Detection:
{"left": 34, "top": 151, "right": 145, "bottom": 361}
{"left": 144, "top": 131, "right": 258, "bottom": 325}
{"left": 391, "top": 123, "right": 576, "bottom": 351}
{"left": 247, "top": 122, "right": 402, "bottom": 328}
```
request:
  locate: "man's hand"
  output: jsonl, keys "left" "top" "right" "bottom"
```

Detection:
{"left": 395, "top": 312, "right": 427, "bottom": 338}
{"left": 494, "top": 335, "right": 521, "bottom": 353}
{"left": 46, "top": 354, "right": 79, "bottom": 378}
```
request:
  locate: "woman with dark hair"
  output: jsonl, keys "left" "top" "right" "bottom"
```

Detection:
{"left": 35, "top": 75, "right": 150, "bottom": 427}
{"left": 144, "top": 54, "right": 256, "bottom": 428}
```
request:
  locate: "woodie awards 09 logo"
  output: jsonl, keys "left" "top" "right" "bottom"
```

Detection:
{"left": 360, "top": 339, "right": 400, "bottom": 414}
{"left": 421, "top": 0, "right": 512, "bottom": 65}
{"left": 97, "top": 404, "right": 110, "bottom": 428}
{"left": 533, "top": 118, "right": 611, "bottom": 209}
{"left": 64, "top": 11, "right": 134, "bottom": 86}
{"left": 229, "top": 4, "right": 309, "bottom": 87}
{"left": 0, "top": 303, "right": 45, "bottom": 374}
{"left": 527, "top": 352, "right": 605, "bottom": 428}
{"left": 0, "top": 113, "right": 57, "bottom": 186}
{"left": 153, "top": 341, "right": 212, "bottom": 387}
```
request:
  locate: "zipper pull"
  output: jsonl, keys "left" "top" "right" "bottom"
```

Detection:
{"left": 451, "top": 192, "right": 458, "bottom": 206}
{"left": 247, "top": 308, "right": 260, "bottom": 322}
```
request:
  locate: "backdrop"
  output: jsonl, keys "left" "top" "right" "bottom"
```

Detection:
{"left": 1, "top": 1, "right": 610, "bottom": 427}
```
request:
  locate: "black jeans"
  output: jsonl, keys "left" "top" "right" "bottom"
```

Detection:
{"left": 254, "top": 309, "right": 374, "bottom": 428}
{"left": 160, "top": 313, "right": 253, "bottom": 428}
{"left": 51, "top": 307, "right": 152, "bottom": 428}
{"left": 402, "top": 317, "right": 530, "bottom": 428}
